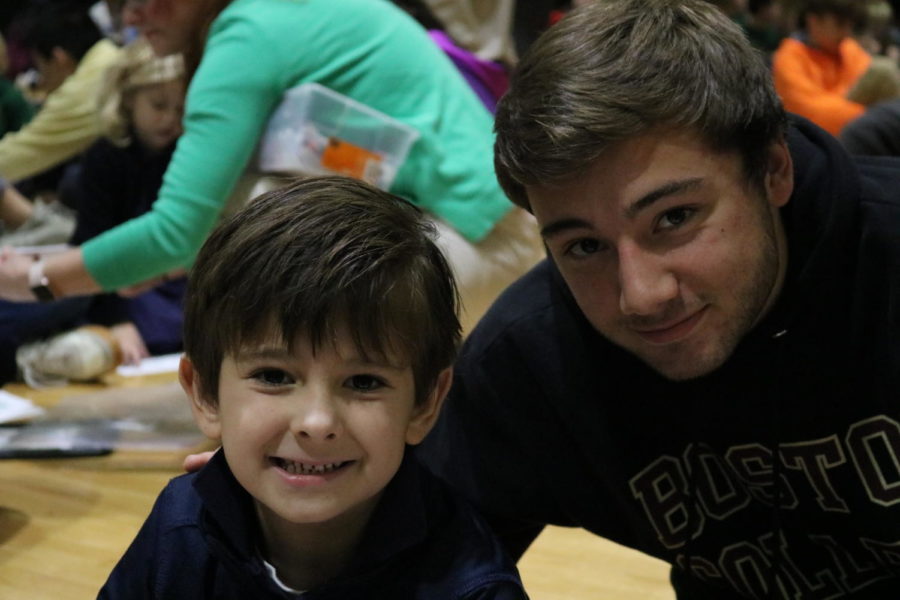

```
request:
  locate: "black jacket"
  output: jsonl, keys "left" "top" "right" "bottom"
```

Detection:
{"left": 420, "top": 116, "right": 900, "bottom": 599}
{"left": 98, "top": 451, "right": 526, "bottom": 599}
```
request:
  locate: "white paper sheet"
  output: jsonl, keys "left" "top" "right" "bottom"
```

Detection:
{"left": 0, "top": 390, "right": 46, "bottom": 424}
{"left": 116, "top": 353, "right": 182, "bottom": 376}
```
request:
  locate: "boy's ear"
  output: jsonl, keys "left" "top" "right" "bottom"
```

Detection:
{"left": 405, "top": 367, "right": 453, "bottom": 446}
{"left": 179, "top": 355, "right": 222, "bottom": 441}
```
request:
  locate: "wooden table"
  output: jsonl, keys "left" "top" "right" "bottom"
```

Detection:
{"left": 0, "top": 373, "right": 673, "bottom": 599}
{"left": 0, "top": 373, "right": 211, "bottom": 599}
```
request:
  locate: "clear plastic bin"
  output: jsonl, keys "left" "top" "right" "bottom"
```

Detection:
{"left": 257, "top": 82, "right": 420, "bottom": 190}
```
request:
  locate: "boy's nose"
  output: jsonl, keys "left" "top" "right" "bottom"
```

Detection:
{"left": 292, "top": 394, "right": 340, "bottom": 441}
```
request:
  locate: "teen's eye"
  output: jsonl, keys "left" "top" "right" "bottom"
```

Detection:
{"left": 251, "top": 369, "right": 294, "bottom": 386}
{"left": 657, "top": 207, "right": 696, "bottom": 231}
{"left": 346, "top": 374, "right": 387, "bottom": 392}
{"left": 564, "top": 238, "right": 607, "bottom": 259}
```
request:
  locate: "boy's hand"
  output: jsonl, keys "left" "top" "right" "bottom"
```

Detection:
{"left": 183, "top": 450, "right": 216, "bottom": 473}
{"left": 111, "top": 322, "right": 150, "bottom": 365}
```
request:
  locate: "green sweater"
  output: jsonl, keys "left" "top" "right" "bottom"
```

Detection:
{"left": 82, "top": 0, "right": 510, "bottom": 289}
{"left": 0, "top": 78, "right": 34, "bottom": 137}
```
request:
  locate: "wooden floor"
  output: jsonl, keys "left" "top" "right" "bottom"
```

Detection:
{"left": 519, "top": 528, "right": 674, "bottom": 599}
{"left": 0, "top": 374, "right": 674, "bottom": 599}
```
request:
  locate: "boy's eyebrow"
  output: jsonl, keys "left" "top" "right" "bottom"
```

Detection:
{"left": 232, "top": 346, "right": 291, "bottom": 361}
{"left": 345, "top": 358, "right": 408, "bottom": 372}
{"left": 233, "top": 346, "right": 409, "bottom": 371}
{"left": 540, "top": 177, "right": 704, "bottom": 239}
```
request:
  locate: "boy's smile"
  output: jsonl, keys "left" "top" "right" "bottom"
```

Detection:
{"left": 271, "top": 457, "right": 351, "bottom": 478}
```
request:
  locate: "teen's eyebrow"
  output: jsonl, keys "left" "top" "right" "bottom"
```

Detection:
{"left": 624, "top": 177, "right": 703, "bottom": 219}
{"left": 540, "top": 177, "right": 704, "bottom": 240}
{"left": 540, "top": 217, "right": 593, "bottom": 240}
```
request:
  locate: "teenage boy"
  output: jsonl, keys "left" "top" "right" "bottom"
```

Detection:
{"left": 420, "top": 0, "right": 900, "bottom": 597}
{"left": 98, "top": 177, "right": 527, "bottom": 599}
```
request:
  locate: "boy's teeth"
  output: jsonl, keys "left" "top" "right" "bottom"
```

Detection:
{"left": 280, "top": 460, "right": 344, "bottom": 475}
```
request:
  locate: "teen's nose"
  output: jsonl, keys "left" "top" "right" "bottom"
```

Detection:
{"left": 617, "top": 241, "right": 678, "bottom": 316}
{"left": 292, "top": 392, "right": 340, "bottom": 441}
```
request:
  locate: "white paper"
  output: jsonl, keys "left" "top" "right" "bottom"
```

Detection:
{"left": 0, "top": 390, "right": 46, "bottom": 424}
{"left": 116, "top": 353, "right": 182, "bottom": 376}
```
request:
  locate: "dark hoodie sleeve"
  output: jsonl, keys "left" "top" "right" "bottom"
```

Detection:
{"left": 97, "top": 477, "right": 206, "bottom": 600}
{"left": 417, "top": 335, "right": 555, "bottom": 559}
{"left": 97, "top": 493, "right": 163, "bottom": 600}
{"left": 461, "top": 580, "right": 531, "bottom": 600}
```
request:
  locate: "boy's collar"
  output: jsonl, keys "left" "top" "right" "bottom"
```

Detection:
{"left": 193, "top": 449, "right": 432, "bottom": 582}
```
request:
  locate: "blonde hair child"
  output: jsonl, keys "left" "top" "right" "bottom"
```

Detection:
{"left": 11, "top": 40, "right": 188, "bottom": 386}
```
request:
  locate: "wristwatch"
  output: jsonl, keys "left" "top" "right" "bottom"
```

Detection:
{"left": 28, "top": 259, "right": 55, "bottom": 302}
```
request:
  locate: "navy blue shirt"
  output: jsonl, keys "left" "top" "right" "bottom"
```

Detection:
{"left": 98, "top": 450, "right": 526, "bottom": 599}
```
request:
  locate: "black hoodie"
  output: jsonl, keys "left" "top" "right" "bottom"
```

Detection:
{"left": 419, "top": 116, "right": 900, "bottom": 599}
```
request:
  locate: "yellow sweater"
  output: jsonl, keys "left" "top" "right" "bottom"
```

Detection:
{"left": 0, "top": 39, "right": 121, "bottom": 182}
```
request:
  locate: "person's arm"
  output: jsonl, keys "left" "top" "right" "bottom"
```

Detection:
{"left": 0, "top": 18, "right": 285, "bottom": 301}
{"left": 0, "top": 246, "right": 99, "bottom": 301}
{"left": 78, "top": 16, "right": 287, "bottom": 291}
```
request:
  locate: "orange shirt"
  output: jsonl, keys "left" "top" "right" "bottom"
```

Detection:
{"left": 772, "top": 36, "right": 870, "bottom": 136}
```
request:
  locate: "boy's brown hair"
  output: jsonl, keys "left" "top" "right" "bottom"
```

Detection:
{"left": 183, "top": 176, "right": 461, "bottom": 404}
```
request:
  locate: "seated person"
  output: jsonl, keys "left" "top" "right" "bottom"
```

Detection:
{"left": 98, "top": 176, "right": 527, "bottom": 599}
{"left": 0, "top": 39, "right": 185, "bottom": 386}
{"left": 0, "top": 2, "right": 121, "bottom": 182}
{"left": 772, "top": 0, "right": 899, "bottom": 136}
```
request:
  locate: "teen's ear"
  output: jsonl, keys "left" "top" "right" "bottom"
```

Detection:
{"left": 179, "top": 355, "right": 222, "bottom": 441}
{"left": 765, "top": 138, "right": 793, "bottom": 209}
{"left": 405, "top": 367, "right": 453, "bottom": 445}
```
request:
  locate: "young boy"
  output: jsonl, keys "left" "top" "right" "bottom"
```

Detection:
{"left": 98, "top": 177, "right": 527, "bottom": 599}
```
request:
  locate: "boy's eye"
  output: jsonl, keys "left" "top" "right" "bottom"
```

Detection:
{"left": 657, "top": 207, "right": 696, "bottom": 231}
{"left": 347, "top": 374, "right": 386, "bottom": 392}
{"left": 252, "top": 369, "right": 294, "bottom": 386}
